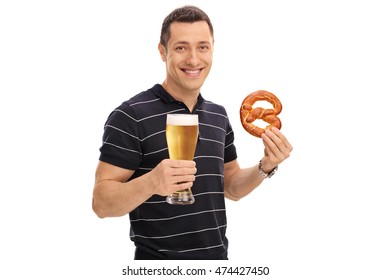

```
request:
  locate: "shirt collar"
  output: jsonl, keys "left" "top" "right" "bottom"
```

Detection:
{"left": 151, "top": 84, "right": 205, "bottom": 110}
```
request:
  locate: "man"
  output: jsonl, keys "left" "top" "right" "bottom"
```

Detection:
{"left": 92, "top": 5, "right": 292, "bottom": 260}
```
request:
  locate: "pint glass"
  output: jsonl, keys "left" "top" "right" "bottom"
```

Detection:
{"left": 165, "top": 114, "right": 198, "bottom": 205}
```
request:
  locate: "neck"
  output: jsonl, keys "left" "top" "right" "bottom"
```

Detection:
{"left": 161, "top": 81, "right": 199, "bottom": 112}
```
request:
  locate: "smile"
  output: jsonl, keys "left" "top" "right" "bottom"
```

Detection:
{"left": 181, "top": 68, "right": 203, "bottom": 76}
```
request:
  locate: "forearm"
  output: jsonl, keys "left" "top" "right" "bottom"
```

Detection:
{"left": 224, "top": 164, "right": 264, "bottom": 201}
{"left": 93, "top": 175, "right": 154, "bottom": 218}
{"left": 92, "top": 159, "right": 197, "bottom": 218}
{"left": 224, "top": 128, "right": 292, "bottom": 201}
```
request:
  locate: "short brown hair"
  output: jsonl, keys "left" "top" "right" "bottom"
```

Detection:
{"left": 160, "top": 5, "right": 214, "bottom": 49}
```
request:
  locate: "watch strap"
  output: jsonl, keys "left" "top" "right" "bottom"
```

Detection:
{"left": 258, "top": 160, "right": 278, "bottom": 179}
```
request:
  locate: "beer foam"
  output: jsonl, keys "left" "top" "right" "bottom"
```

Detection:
{"left": 166, "top": 114, "right": 198, "bottom": 126}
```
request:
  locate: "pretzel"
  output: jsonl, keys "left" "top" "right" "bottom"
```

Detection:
{"left": 240, "top": 90, "right": 282, "bottom": 137}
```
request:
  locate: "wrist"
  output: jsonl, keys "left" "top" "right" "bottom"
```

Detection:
{"left": 258, "top": 159, "right": 278, "bottom": 179}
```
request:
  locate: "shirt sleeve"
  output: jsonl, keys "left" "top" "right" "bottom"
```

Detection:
{"left": 224, "top": 115, "right": 238, "bottom": 163}
{"left": 99, "top": 102, "right": 142, "bottom": 170}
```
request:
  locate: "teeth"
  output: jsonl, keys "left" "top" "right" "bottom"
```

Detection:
{"left": 185, "top": 69, "right": 200, "bottom": 74}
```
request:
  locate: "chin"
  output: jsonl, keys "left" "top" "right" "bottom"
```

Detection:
{"left": 186, "top": 78, "right": 207, "bottom": 89}
{"left": 186, "top": 83, "right": 204, "bottom": 93}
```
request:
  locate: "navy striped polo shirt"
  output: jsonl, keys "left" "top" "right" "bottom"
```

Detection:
{"left": 99, "top": 84, "right": 237, "bottom": 259}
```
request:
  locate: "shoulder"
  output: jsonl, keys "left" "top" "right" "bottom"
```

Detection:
{"left": 110, "top": 85, "right": 162, "bottom": 117}
{"left": 123, "top": 86, "right": 160, "bottom": 108}
{"left": 198, "top": 99, "right": 229, "bottom": 118}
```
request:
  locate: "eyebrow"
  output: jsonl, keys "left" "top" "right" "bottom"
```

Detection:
{"left": 173, "top": 40, "right": 212, "bottom": 46}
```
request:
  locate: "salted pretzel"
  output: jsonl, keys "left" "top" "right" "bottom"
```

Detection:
{"left": 240, "top": 90, "right": 282, "bottom": 137}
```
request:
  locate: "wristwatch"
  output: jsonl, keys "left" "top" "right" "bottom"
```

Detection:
{"left": 258, "top": 160, "right": 278, "bottom": 179}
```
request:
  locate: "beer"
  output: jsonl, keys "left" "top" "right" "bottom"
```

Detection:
{"left": 165, "top": 114, "right": 198, "bottom": 204}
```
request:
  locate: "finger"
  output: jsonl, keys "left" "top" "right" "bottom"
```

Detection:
{"left": 263, "top": 145, "right": 275, "bottom": 164}
{"left": 262, "top": 131, "right": 285, "bottom": 161}
{"left": 270, "top": 127, "right": 293, "bottom": 151}
{"left": 167, "top": 159, "right": 196, "bottom": 168}
{"left": 174, "top": 181, "right": 194, "bottom": 192}
{"left": 174, "top": 174, "right": 196, "bottom": 183}
{"left": 170, "top": 166, "right": 197, "bottom": 177}
{"left": 262, "top": 130, "right": 279, "bottom": 151}
{"left": 264, "top": 128, "right": 291, "bottom": 155}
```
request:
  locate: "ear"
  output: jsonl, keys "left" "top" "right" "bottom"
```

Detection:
{"left": 158, "top": 43, "right": 167, "bottom": 62}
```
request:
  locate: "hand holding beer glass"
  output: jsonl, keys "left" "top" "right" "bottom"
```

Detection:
{"left": 165, "top": 114, "right": 198, "bottom": 205}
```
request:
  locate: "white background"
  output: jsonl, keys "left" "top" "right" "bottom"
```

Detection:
{"left": 1, "top": 0, "right": 389, "bottom": 279}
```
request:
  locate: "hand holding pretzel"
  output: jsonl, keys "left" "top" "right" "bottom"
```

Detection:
{"left": 240, "top": 90, "right": 282, "bottom": 138}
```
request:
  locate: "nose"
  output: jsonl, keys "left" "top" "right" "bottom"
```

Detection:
{"left": 185, "top": 49, "right": 200, "bottom": 66}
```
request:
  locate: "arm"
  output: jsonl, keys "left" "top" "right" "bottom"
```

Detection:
{"left": 224, "top": 160, "right": 264, "bottom": 201}
{"left": 92, "top": 159, "right": 197, "bottom": 218}
{"left": 224, "top": 127, "right": 293, "bottom": 201}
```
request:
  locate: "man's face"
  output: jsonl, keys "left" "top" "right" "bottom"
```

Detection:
{"left": 159, "top": 21, "right": 214, "bottom": 94}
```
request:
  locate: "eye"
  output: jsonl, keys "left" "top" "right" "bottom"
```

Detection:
{"left": 199, "top": 45, "right": 210, "bottom": 52}
{"left": 175, "top": 46, "right": 186, "bottom": 52}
